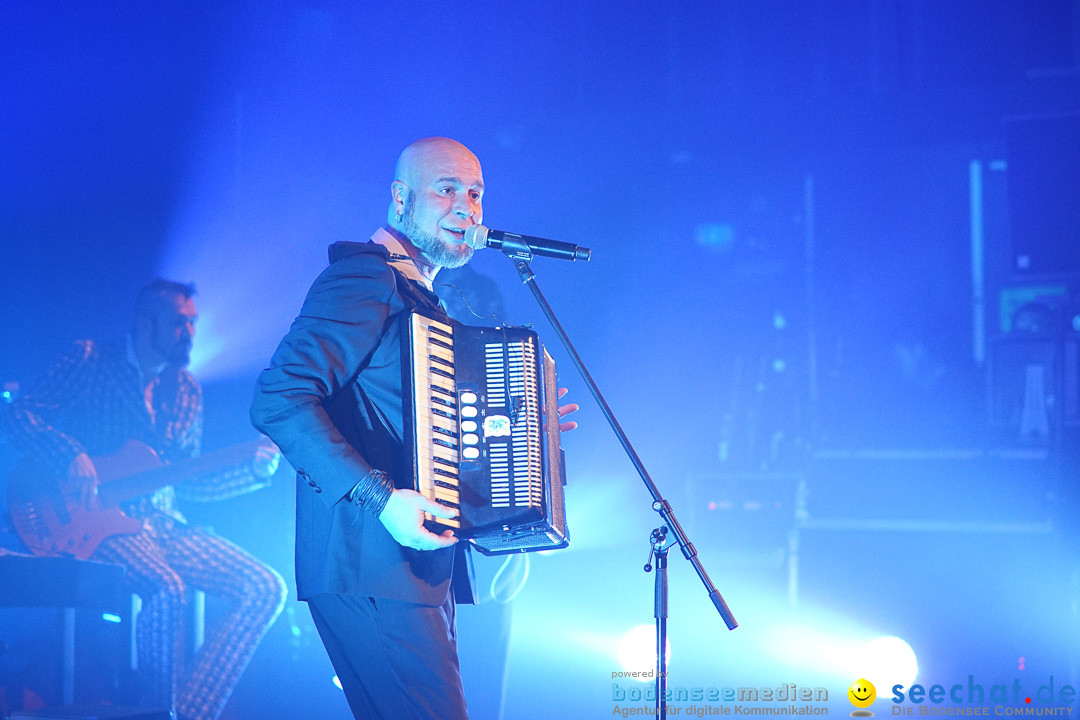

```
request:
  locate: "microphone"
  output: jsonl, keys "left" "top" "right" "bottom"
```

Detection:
{"left": 464, "top": 225, "right": 591, "bottom": 262}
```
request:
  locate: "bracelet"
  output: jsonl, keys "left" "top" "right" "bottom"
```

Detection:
{"left": 351, "top": 468, "right": 395, "bottom": 517}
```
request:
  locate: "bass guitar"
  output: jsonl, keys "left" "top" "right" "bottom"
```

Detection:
{"left": 6, "top": 439, "right": 266, "bottom": 559}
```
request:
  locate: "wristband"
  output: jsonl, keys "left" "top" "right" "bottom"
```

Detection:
{"left": 351, "top": 468, "right": 395, "bottom": 517}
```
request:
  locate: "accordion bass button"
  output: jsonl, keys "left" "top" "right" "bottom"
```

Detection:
{"left": 462, "top": 447, "right": 480, "bottom": 460}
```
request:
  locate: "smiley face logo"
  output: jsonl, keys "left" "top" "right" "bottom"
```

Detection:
{"left": 848, "top": 678, "right": 876, "bottom": 708}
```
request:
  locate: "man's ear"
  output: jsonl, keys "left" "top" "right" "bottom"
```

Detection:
{"left": 391, "top": 180, "right": 408, "bottom": 215}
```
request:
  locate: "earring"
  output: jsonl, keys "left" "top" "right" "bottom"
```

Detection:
{"left": 394, "top": 211, "right": 403, "bottom": 223}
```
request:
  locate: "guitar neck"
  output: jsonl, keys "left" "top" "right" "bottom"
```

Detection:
{"left": 98, "top": 440, "right": 264, "bottom": 507}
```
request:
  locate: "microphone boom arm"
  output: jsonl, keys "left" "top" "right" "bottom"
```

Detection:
{"left": 503, "top": 251, "right": 738, "bottom": 633}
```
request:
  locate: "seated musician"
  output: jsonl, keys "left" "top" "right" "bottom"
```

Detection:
{"left": 0, "top": 279, "right": 287, "bottom": 720}
{"left": 250, "top": 136, "right": 577, "bottom": 720}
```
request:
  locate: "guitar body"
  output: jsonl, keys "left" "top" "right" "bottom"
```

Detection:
{"left": 6, "top": 438, "right": 266, "bottom": 559}
{"left": 7, "top": 440, "right": 160, "bottom": 559}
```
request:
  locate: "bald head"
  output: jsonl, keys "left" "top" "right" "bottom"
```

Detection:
{"left": 393, "top": 137, "right": 480, "bottom": 188}
{"left": 387, "top": 137, "right": 485, "bottom": 272}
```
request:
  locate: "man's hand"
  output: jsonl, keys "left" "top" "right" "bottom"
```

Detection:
{"left": 378, "top": 489, "right": 458, "bottom": 551}
{"left": 557, "top": 387, "right": 579, "bottom": 432}
{"left": 251, "top": 442, "right": 282, "bottom": 479}
{"left": 67, "top": 452, "right": 99, "bottom": 509}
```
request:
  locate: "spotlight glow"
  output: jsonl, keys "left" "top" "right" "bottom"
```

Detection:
{"left": 765, "top": 621, "right": 917, "bottom": 690}
{"left": 861, "top": 636, "right": 918, "bottom": 691}
{"left": 616, "top": 624, "right": 670, "bottom": 681}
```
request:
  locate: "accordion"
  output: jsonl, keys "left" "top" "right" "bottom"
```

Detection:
{"left": 402, "top": 308, "right": 569, "bottom": 556}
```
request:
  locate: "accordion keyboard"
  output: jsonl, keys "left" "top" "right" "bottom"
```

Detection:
{"left": 406, "top": 313, "right": 463, "bottom": 530}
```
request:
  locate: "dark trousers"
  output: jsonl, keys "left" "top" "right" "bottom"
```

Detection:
{"left": 307, "top": 592, "right": 469, "bottom": 720}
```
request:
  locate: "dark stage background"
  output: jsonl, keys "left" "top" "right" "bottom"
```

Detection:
{"left": 2, "top": 2, "right": 1079, "bottom": 718}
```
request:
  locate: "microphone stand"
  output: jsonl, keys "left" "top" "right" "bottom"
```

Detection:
{"left": 501, "top": 247, "right": 738, "bottom": 719}
{"left": 645, "top": 526, "right": 673, "bottom": 717}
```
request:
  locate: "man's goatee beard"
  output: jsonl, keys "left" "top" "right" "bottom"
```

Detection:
{"left": 402, "top": 214, "right": 473, "bottom": 269}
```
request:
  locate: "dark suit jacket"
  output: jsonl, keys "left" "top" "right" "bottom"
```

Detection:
{"left": 251, "top": 240, "right": 465, "bottom": 605}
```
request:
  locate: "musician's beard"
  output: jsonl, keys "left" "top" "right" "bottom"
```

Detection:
{"left": 170, "top": 342, "right": 193, "bottom": 368}
{"left": 160, "top": 339, "right": 192, "bottom": 368}
{"left": 401, "top": 192, "right": 473, "bottom": 270}
{"left": 148, "top": 327, "right": 191, "bottom": 369}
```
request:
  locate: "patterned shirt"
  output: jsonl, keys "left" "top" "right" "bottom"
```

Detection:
{"left": 0, "top": 338, "right": 264, "bottom": 521}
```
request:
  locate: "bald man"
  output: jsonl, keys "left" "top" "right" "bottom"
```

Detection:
{"left": 250, "top": 138, "right": 488, "bottom": 719}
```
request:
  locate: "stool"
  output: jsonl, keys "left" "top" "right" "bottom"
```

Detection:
{"left": 0, "top": 554, "right": 206, "bottom": 717}
{"left": 0, "top": 555, "right": 130, "bottom": 709}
